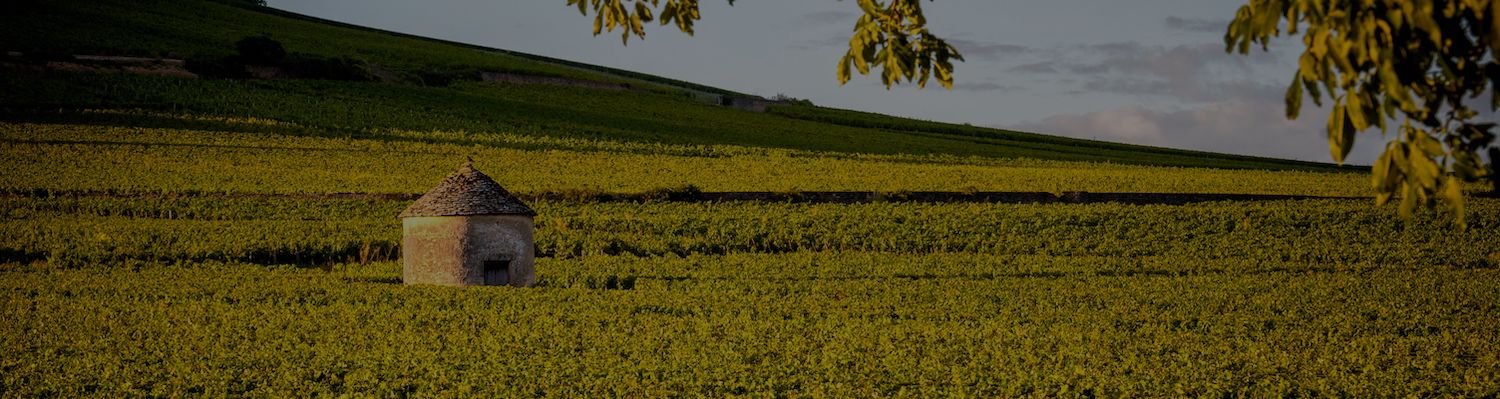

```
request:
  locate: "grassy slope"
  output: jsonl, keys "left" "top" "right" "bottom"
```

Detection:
{"left": 0, "top": 0, "right": 1356, "bottom": 172}
{"left": 0, "top": 0, "right": 603, "bottom": 81}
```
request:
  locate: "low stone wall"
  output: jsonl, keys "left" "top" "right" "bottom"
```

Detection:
{"left": 2, "top": 52, "right": 197, "bottom": 78}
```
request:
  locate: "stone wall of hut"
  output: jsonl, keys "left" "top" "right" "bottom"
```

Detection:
{"left": 402, "top": 215, "right": 535, "bottom": 287}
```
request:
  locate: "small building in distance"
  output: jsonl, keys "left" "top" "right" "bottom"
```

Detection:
{"left": 399, "top": 162, "right": 537, "bottom": 287}
{"left": 721, "top": 96, "right": 769, "bottom": 112}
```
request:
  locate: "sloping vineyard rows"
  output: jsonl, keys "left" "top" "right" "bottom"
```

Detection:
{"left": 0, "top": 122, "right": 1376, "bottom": 195}
{"left": 4, "top": 197, "right": 1497, "bottom": 268}
{"left": 2, "top": 259, "right": 1497, "bottom": 397}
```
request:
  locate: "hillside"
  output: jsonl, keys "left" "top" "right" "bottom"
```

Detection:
{"left": 0, "top": 0, "right": 1355, "bottom": 171}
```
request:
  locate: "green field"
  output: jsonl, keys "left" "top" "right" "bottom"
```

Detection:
{"left": 3, "top": 0, "right": 1499, "bottom": 396}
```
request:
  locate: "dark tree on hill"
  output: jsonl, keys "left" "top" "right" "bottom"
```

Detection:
{"left": 235, "top": 36, "right": 285, "bottom": 66}
{"left": 565, "top": 0, "right": 1498, "bottom": 227}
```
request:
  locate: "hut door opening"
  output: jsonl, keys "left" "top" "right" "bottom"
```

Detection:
{"left": 483, "top": 260, "right": 511, "bottom": 286}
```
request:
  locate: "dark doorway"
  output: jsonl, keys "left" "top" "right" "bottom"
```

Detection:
{"left": 483, "top": 260, "right": 511, "bottom": 286}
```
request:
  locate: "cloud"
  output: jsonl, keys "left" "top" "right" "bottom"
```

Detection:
{"left": 1065, "top": 63, "right": 1112, "bottom": 75}
{"left": 955, "top": 82, "right": 1026, "bottom": 92}
{"left": 999, "top": 39, "right": 1495, "bottom": 165}
{"left": 947, "top": 38, "right": 1032, "bottom": 61}
{"left": 1007, "top": 94, "right": 1388, "bottom": 165}
{"left": 998, "top": 42, "right": 1271, "bottom": 76}
{"left": 998, "top": 39, "right": 1383, "bottom": 164}
{"left": 798, "top": 10, "right": 857, "bottom": 25}
{"left": 1008, "top": 61, "right": 1057, "bottom": 73}
{"left": 1069, "top": 42, "right": 1272, "bottom": 78}
{"left": 791, "top": 35, "right": 850, "bottom": 50}
{"left": 1014, "top": 105, "right": 1167, "bottom": 142}
{"left": 1000, "top": 41, "right": 1285, "bottom": 103}
{"left": 1164, "top": 16, "right": 1229, "bottom": 33}
{"left": 1082, "top": 77, "right": 1282, "bottom": 104}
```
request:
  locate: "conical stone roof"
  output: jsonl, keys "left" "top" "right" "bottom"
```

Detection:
{"left": 400, "top": 163, "right": 536, "bottom": 218}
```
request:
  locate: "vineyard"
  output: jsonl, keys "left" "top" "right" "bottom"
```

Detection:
{"left": 5, "top": 195, "right": 1499, "bottom": 268}
{"left": 4, "top": 0, "right": 1500, "bottom": 396}
{"left": 5, "top": 92, "right": 1500, "bottom": 395}
{"left": 0, "top": 119, "right": 1375, "bottom": 196}
{"left": 3, "top": 192, "right": 1500, "bottom": 396}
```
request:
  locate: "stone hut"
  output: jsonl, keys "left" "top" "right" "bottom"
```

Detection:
{"left": 399, "top": 163, "right": 537, "bottom": 287}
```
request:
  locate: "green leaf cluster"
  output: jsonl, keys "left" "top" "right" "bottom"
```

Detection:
{"left": 836, "top": 0, "right": 963, "bottom": 89}
{"left": 567, "top": 0, "right": 717, "bottom": 45}
{"left": 1226, "top": 0, "right": 1500, "bottom": 227}
{"left": 566, "top": 0, "right": 963, "bottom": 90}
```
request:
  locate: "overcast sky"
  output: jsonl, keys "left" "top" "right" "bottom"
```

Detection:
{"left": 267, "top": 0, "right": 1395, "bottom": 164}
